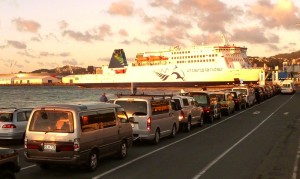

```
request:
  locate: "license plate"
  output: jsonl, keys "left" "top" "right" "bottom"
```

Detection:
{"left": 43, "top": 144, "right": 56, "bottom": 152}
{"left": 131, "top": 123, "right": 138, "bottom": 129}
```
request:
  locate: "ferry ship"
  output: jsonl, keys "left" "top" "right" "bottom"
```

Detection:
{"left": 63, "top": 40, "right": 263, "bottom": 88}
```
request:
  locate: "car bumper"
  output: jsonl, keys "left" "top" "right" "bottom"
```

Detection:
{"left": 0, "top": 132, "right": 24, "bottom": 140}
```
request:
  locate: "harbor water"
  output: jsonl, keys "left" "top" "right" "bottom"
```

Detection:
{"left": 0, "top": 86, "right": 179, "bottom": 108}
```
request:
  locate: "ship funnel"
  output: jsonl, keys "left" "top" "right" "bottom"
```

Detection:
{"left": 108, "top": 49, "right": 128, "bottom": 68}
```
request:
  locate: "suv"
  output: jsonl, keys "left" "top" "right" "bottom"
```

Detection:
{"left": 213, "top": 91, "right": 235, "bottom": 115}
{"left": 228, "top": 91, "right": 247, "bottom": 110}
{"left": 232, "top": 85, "right": 256, "bottom": 107}
{"left": 0, "top": 108, "right": 33, "bottom": 141}
{"left": 186, "top": 91, "right": 222, "bottom": 123}
{"left": 0, "top": 149, "right": 20, "bottom": 179}
{"left": 24, "top": 102, "right": 133, "bottom": 171}
{"left": 114, "top": 94, "right": 180, "bottom": 144}
{"left": 172, "top": 95, "right": 204, "bottom": 132}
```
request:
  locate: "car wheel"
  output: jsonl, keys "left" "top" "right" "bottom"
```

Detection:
{"left": 185, "top": 119, "right": 191, "bottom": 132}
{"left": 227, "top": 109, "right": 231, "bottom": 116}
{"left": 118, "top": 140, "right": 127, "bottom": 159}
{"left": 152, "top": 129, "right": 160, "bottom": 145}
{"left": 169, "top": 124, "right": 176, "bottom": 138}
{"left": 198, "top": 114, "right": 204, "bottom": 127}
{"left": 86, "top": 150, "right": 98, "bottom": 172}
{"left": 0, "top": 169, "right": 15, "bottom": 179}
{"left": 237, "top": 103, "right": 242, "bottom": 111}
{"left": 218, "top": 110, "right": 222, "bottom": 119}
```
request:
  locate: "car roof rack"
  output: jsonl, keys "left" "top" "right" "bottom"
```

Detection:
{"left": 116, "top": 93, "right": 173, "bottom": 99}
{"left": 0, "top": 107, "right": 33, "bottom": 112}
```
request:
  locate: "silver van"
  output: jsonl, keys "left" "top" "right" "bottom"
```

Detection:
{"left": 24, "top": 102, "right": 133, "bottom": 171}
{"left": 114, "top": 94, "right": 180, "bottom": 144}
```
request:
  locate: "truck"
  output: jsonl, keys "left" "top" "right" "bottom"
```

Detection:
{"left": 0, "top": 149, "right": 20, "bottom": 179}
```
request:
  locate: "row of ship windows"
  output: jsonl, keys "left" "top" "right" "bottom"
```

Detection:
{"left": 176, "top": 59, "right": 215, "bottom": 63}
{"left": 171, "top": 54, "right": 218, "bottom": 58}
{"left": 171, "top": 49, "right": 238, "bottom": 55}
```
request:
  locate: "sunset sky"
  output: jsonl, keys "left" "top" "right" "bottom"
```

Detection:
{"left": 0, "top": 0, "right": 300, "bottom": 74}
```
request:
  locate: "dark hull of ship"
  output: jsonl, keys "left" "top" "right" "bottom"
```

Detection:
{"left": 75, "top": 80, "right": 259, "bottom": 89}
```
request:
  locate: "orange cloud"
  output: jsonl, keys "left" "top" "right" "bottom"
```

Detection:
{"left": 108, "top": 0, "right": 134, "bottom": 16}
{"left": 12, "top": 18, "right": 40, "bottom": 33}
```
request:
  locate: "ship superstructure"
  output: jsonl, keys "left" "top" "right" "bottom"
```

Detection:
{"left": 63, "top": 43, "right": 263, "bottom": 88}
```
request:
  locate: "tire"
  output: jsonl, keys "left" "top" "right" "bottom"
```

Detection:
{"left": 236, "top": 103, "right": 241, "bottom": 111}
{"left": 208, "top": 114, "right": 214, "bottom": 124}
{"left": 0, "top": 169, "right": 16, "bottom": 179}
{"left": 185, "top": 119, "right": 191, "bottom": 132}
{"left": 169, "top": 124, "right": 176, "bottom": 138}
{"left": 152, "top": 129, "right": 160, "bottom": 145}
{"left": 198, "top": 114, "right": 204, "bottom": 127}
{"left": 118, "top": 140, "right": 127, "bottom": 159}
{"left": 86, "top": 150, "right": 98, "bottom": 172}
{"left": 218, "top": 110, "right": 222, "bottom": 119}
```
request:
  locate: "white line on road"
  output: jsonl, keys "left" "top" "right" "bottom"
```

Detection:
{"left": 192, "top": 94, "right": 294, "bottom": 179}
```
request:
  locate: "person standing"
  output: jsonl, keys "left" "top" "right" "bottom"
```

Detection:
{"left": 100, "top": 92, "right": 108, "bottom": 102}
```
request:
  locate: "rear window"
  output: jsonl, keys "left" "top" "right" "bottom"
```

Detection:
{"left": 192, "top": 95, "right": 208, "bottom": 105}
{"left": 29, "top": 110, "right": 74, "bottom": 133}
{"left": 0, "top": 113, "right": 13, "bottom": 122}
{"left": 116, "top": 101, "right": 147, "bottom": 116}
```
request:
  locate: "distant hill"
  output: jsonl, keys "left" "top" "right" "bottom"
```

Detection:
{"left": 271, "top": 50, "right": 300, "bottom": 59}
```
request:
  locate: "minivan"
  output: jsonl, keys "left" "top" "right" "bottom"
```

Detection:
{"left": 114, "top": 94, "right": 180, "bottom": 144}
{"left": 24, "top": 102, "right": 133, "bottom": 171}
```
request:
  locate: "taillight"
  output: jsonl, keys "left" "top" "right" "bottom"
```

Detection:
{"left": 147, "top": 117, "right": 151, "bottom": 131}
{"left": 26, "top": 143, "right": 40, "bottom": 150}
{"left": 24, "top": 137, "right": 27, "bottom": 149}
{"left": 74, "top": 138, "right": 80, "bottom": 151}
{"left": 2, "top": 124, "right": 16, "bottom": 128}
{"left": 179, "top": 110, "right": 184, "bottom": 121}
{"left": 221, "top": 104, "right": 228, "bottom": 107}
{"left": 203, "top": 107, "right": 210, "bottom": 113}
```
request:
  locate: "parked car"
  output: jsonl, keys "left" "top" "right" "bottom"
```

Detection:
{"left": 172, "top": 95, "right": 204, "bottom": 132}
{"left": 228, "top": 91, "right": 247, "bottom": 110}
{"left": 186, "top": 91, "right": 222, "bottom": 123}
{"left": 280, "top": 80, "right": 296, "bottom": 94}
{"left": 0, "top": 149, "right": 20, "bottom": 179}
{"left": 24, "top": 102, "right": 133, "bottom": 171}
{"left": 213, "top": 91, "right": 235, "bottom": 115}
{"left": 114, "top": 94, "right": 180, "bottom": 144}
{"left": 254, "top": 86, "right": 264, "bottom": 103}
{"left": 232, "top": 85, "right": 256, "bottom": 107}
{"left": 0, "top": 108, "right": 33, "bottom": 141}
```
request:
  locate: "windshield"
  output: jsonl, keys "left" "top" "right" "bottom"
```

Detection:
{"left": 0, "top": 113, "right": 13, "bottom": 122}
{"left": 29, "top": 110, "right": 74, "bottom": 133}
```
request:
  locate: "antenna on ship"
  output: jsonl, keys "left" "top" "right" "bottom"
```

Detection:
{"left": 221, "top": 33, "right": 229, "bottom": 46}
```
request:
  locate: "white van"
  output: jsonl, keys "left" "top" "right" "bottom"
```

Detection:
{"left": 114, "top": 94, "right": 180, "bottom": 144}
{"left": 281, "top": 80, "right": 296, "bottom": 94}
{"left": 24, "top": 102, "right": 133, "bottom": 171}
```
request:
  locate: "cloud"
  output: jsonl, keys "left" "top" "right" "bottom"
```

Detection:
{"left": 62, "top": 58, "right": 78, "bottom": 66}
{"left": 39, "top": 51, "right": 70, "bottom": 57}
{"left": 7, "top": 40, "right": 27, "bottom": 49}
{"left": 232, "top": 27, "right": 269, "bottom": 43}
{"left": 63, "top": 30, "right": 93, "bottom": 42}
{"left": 95, "top": 24, "right": 112, "bottom": 40}
{"left": 118, "top": 29, "right": 128, "bottom": 36}
{"left": 59, "top": 20, "right": 68, "bottom": 30}
{"left": 108, "top": 0, "right": 134, "bottom": 16}
{"left": 12, "top": 18, "right": 40, "bottom": 33}
{"left": 248, "top": 0, "right": 299, "bottom": 29}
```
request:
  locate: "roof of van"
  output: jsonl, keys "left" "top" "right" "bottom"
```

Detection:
{"left": 33, "top": 102, "right": 121, "bottom": 111}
